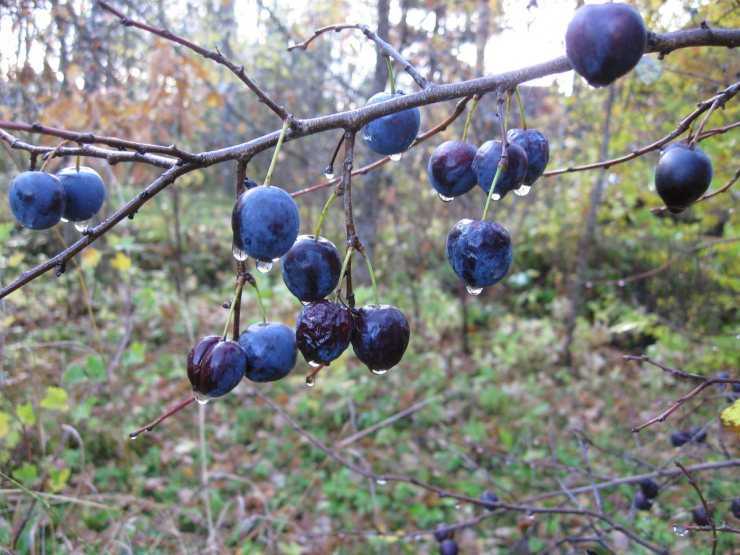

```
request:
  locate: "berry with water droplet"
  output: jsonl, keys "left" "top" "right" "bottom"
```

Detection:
{"left": 239, "top": 322, "right": 297, "bottom": 382}
{"left": 232, "top": 185, "right": 300, "bottom": 263}
{"left": 362, "top": 91, "right": 420, "bottom": 155}
{"left": 57, "top": 166, "right": 106, "bottom": 222}
{"left": 296, "top": 300, "right": 352, "bottom": 365}
{"left": 427, "top": 140, "right": 478, "bottom": 199}
{"left": 447, "top": 219, "right": 513, "bottom": 289}
{"left": 351, "top": 305, "right": 410, "bottom": 372}
{"left": 8, "top": 171, "right": 65, "bottom": 230}
{"left": 281, "top": 235, "right": 341, "bottom": 302}
{"left": 472, "top": 140, "right": 528, "bottom": 199}
{"left": 187, "top": 335, "right": 246, "bottom": 398}
{"left": 507, "top": 128, "right": 549, "bottom": 185}
{"left": 256, "top": 259, "right": 273, "bottom": 273}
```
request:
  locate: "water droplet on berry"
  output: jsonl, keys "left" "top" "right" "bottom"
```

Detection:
{"left": 617, "top": 279, "right": 626, "bottom": 287}
{"left": 308, "top": 360, "right": 321, "bottom": 368}
{"left": 390, "top": 153, "right": 402, "bottom": 161}
{"left": 305, "top": 375, "right": 315, "bottom": 387}
{"left": 232, "top": 243, "right": 248, "bottom": 262}
{"left": 466, "top": 285, "right": 483, "bottom": 296}
{"left": 514, "top": 184, "right": 531, "bottom": 197}
{"left": 256, "top": 259, "right": 273, "bottom": 273}
{"left": 60, "top": 217, "right": 69, "bottom": 223}
{"left": 672, "top": 525, "right": 689, "bottom": 537}
{"left": 73, "top": 220, "right": 90, "bottom": 233}
{"left": 194, "top": 392, "right": 211, "bottom": 405}
{"left": 375, "top": 478, "right": 387, "bottom": 485}
{"left": 370, "top": 368, "right": 388, "bottom": 376}
{"left": 437, "top": 193, "right": 454, "bottom": 203}
{"left": 492, "top": 193, "right": 501, "bottom": 201}
{"left": 301, "top": 300, "right": 311, "bottom": 306}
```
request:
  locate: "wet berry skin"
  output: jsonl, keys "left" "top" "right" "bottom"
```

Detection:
{"left": 506, "top": 129, "right": 550, "bottom": 185}
{"left": 446, "top": 219, "right": 513, "bottom": 288}
{"left": 731, "top": 498, "right": 740, "bottom": 519}
{"left": 480, "top": 490, "right": 499, "bottom": 510}
{"left": 57, "top": 166, "right": 106, "bottom": 222}
{"left": 427, "top": 140, "right": 478, "bottom": 198}
{"left": 639, "top": 478, "right": 659, "bottom": 499}
{"left": 187, "top": 335, "right": 246, "bottom": 398}
{"left": 655, "top": 144, "right": 713, "bottom": 214}
{"left": 239, "top": 322, "right": 297, "bottom": 382}
{"left": 633, "top": 490, "right": 652, "bottom": 511}
{"left": 232, "top": 185, "right": 300, "bottom": 262}
{"left": 351, "top": 305, "right": 410, "bottom": 372}
{"left": 8, "top": 171, "right": 65, "bottom": 230}
{"left": 281, "top": 235, "right": 341, "bottom": 302}
{"left": 472, "top": 140, "right": 529, "bottom": 198}
{"left": 295, "top": 300, "right": 352, "bottom": 365}
{"left": 439, "top": 539, "right": 459, "bottom": 555}
{"left": 692, "top": 506, "right": 713, "bottom": 526}
{"left": 565, "top": 3, "right": 647, "bottom": 87}
{"left": 362, "top": 91, "right": 421, "bottom": 155}
{"left": 670, "top": 430, "right": 691, "bottom": 447}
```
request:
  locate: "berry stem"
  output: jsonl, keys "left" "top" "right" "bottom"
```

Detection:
{"left": 75, "top": 153, "right": 81, "bottom": 172}
{"left": 461, "top": 95, "right": 480, "bottom": 142}
{"left": 250, "top": 278, "right": 268, "bottom": 324}
{"left": 514, "top": 87, "right": 527, "bottom": 130}
{"left": 386, "top": 56, "right": 396, "bottom": 94}
{"left": 481, "top": 163, "right": 504, "bottom": 221}
{"left": 222, "top": 275, "right": 246, "bottom": 339}
{"left": 39, "top": 139, "right": 73, "bottom": 172}
{"left": 129, "top": 395, "right": 195, "bottom": 439}
{"left": 314, "top": 189, "right": 337, "bottom": 238}
{"left": 360, "top": 249, "right": 380, "bottom": 305}
{"left": 336, "top": 245, "right": 354, "bottom": 297}
{"left": 263, "top": 119, "right": 290, "bottom": 186}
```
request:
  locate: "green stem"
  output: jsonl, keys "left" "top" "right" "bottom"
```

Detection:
{"left": 503, "top": 92, "right": 512, "bottom": 140}
{"left": 314, "top": 190, "right": 337, "bottom": 238}
{"left": 222, "top": 278, "right": 246, "bottom": 339}
{"left": 251, "top": 280, "right": 268, "bottom": 323}
{"left": 514, "top": 87, "right": 527, "bottom": 130}
{"left": 263, "top": 119, "right": 290, "bottom": 186}
{"left": 385, "top": 57, "right": 396, "bottom": 94}
{"left": 481, "top": 163, "right": 504, "bottom": 221}
{"left": 461, "top": 96, "right": 480, "bottom": 143}
{"left": 361, "top": 250, "right": 380, "bottom": 305}
{"left": 336, "top": 246, "right": 354, "bottom": 297}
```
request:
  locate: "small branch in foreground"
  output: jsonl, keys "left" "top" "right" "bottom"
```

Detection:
{"left": 288, "top": 23, "right": 429, "bottom": 89}
{"left": 675, "top": 462, "right": 717, "bottom": 555}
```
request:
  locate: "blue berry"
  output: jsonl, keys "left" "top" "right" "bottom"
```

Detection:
{"left": 281, "top": 235, "right": 341, "bottom": 302}
{"left": 427, "top": 141, "right": 478, "bottom": 198}
{"left": 239, "top": 322, "right": 297, "bottom": 382}
{"left": 506, "top": 129, "right": 550, "bottom": 185}
{"left": 473, "top": 140, "right": 528, "bottom": 198}
{"left": 362, "top": 91, "right": 421, "bottom": 155}
{"left": 57, "top": 166, "right": 106, "bottom": 222}
{"left": 655, "top": 144, "right": 712, "bottom": 214}
{"left": 187, "top": 336, "right": 246, "bottom": 398}
{"left": 351, "top": 305, "right": 410, "bottom": 372}
{"left": 8, "top": 171, "right": 65, "bottom": 230}
{"left": 446, "top": 219, "right": 513, "bottom": 288}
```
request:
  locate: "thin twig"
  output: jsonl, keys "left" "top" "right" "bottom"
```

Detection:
{"left": 675, "top": 462, "right": 717, "bottom": 555}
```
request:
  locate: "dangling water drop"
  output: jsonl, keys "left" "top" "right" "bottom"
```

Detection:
{"left": 73, "top": 220, "right": 90, "bottom": 233}
{"left": 437, "top": 193, "right": 454, "bottom": 203}
{"left": 194, "top": 392, "right": 210, "bottom": 405}
{"left": 617, "top": 279, "right": 626, "bottom": 287}
{"left": 232, "top": 243, "right": 248, "bottom": 262}
{"left": 492, "top": 193, "right": 501, "bottom": 201}
{"left": 672, "top": 525, "right": 689, "bottom": 537}
{"left": 390, "top": 153, "right": 402, "bottom": 161}
{"left": 308, "top": 360, "right": 321, "bottom": 368}
{"left": 256, "top": 259, "right": 273, "bottom": 273}
{"left": 305, "top": 375, "right": 315, "bottom": 387}
{"left": 514, "top": 185, "right": 531, "bottom": 197}
{"left": 60, "top": 217, "right": 69, "bottom": 223}
{"left": 375, "top": 478, "right": 387, "bottom": 486}
{"left": 323, "top": 169, "right": 335, "bottom": 180}
{"left": 370, "top": 368, "right": 388, "bottom": 376}
{"left": 466, "top": 285, "right": 483, "bottom": 296}
{"left": 301, "top": 300, "right": 311, "bottom": 306}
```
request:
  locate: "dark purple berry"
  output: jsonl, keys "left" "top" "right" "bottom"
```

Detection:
{"left": 446, "top": 219, "right": 513, "bottom": 289}
{"left": 427, "top": 140, "right": 478, "bottom": 198}
{"left": 187, "top": 336, "right": 246, "bottom": 399}
{"left": 633, "top": 490, "right": 652, "bottom": 511}
{"left": 472, "top": 140, "right": 528, "bottom": 198}
{"left": 296, "top": 300, "right": 352, "bottom": 365}
{"left": 281, "top": 235, "right": 341, "bottom": 302}
{"left": 433, "top": 524, "right": 453, "bottom": 543}
{"left": 730, "top": 498, "right": 740, "bottom": 519}
{"left": 692, "top": 506, "right": 713, "bottom": 526}
{"left": 639, "top": 478, "right": 659, "bottom": 500}
{"left": 655, "top": 144, "right": 713, "bottom": 214}
{"left": 439, "top": 539, "right": 459, "bottom": 555}
{"left": 689, "top": 426, "right": 707, "bottom": 444}
{"left": 506, "top": 128, "right": 549, "bottom": 186}
{"left": 565, "top": 3, "right": 647, "bottom": 87}
{"left": 480, "top": 490, "right": 499, "bottom": 510}
{"left": 351, "top": 305, "right": 410, "bottom": 372}
{"left": 670, "top": 430, "right": 691, "bottom": 447}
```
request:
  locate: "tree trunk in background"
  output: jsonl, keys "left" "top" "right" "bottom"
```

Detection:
{"left": 563, "top": 85, "right": 617, "bottom": 368}
{"left": 475, "top": 0, "right": 490, "bottom": 76}
{"left": 354, "top": 0, "right": 391, "bottom": 281}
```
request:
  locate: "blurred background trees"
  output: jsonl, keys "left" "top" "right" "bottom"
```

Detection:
{"left": 0, "top": 0, "right": 738, "bottom": 553}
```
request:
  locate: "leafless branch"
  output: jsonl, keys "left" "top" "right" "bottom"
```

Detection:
{"left": 675, "top": 462, "right": 717, "bottom": 555}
